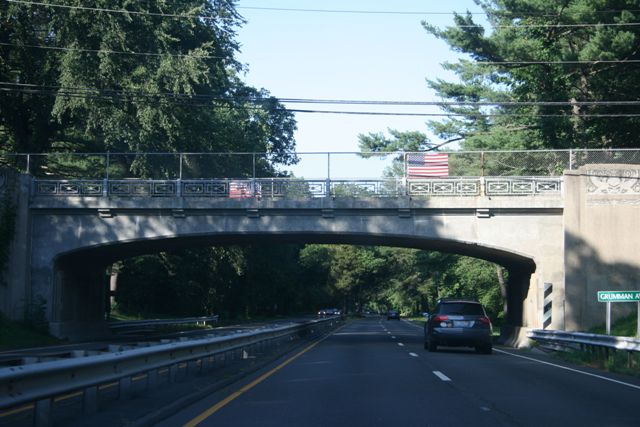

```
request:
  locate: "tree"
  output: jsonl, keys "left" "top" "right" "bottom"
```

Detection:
{"left": 424, "top": 0, "right": 640, "bottom": 150}
{"left": 0, "top": 0, "right": 59, "bottom": 152}
{"left": 1, "top": 0, "right": 297, "bottom": 177}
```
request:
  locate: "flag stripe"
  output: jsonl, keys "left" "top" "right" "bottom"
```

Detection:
{"left": 407, "top": 153, "right": 449, "bottom": 177}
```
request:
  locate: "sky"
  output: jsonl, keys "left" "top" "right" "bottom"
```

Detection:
{"left": 234, "top": 0, "right": 484, "bottom": 178}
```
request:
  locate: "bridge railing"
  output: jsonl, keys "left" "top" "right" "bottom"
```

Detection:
{"left": 2, "top": 149, "right": 639, "bottom": 180}
{"left": 30, "top": 176, "right": 564, "bottom": 198}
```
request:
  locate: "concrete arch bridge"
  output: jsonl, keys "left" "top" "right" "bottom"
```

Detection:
{"left": 0, "top": 153, "right": 639, "bottom": 344}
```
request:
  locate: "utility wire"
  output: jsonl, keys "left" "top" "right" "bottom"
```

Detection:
{"left": 2, "top": 86, "right": 640, "bottom": 118}
{"left": 3, "top": 42, "right": 639, "bottom": 65}
{"left": 5, "top": 0, "right": 223, "bottom": 21}
{"left": 277, "top": 98, "right": 640, "bottom": 107}
{"left": 0, "top": 42, "right": 229, "bottom": 59}
{"left": 3, "top": 82, "right": 640, "bottom": 108}
{"left": 288, "top": 109, "right": 640, "bottom": 118}
{"left": 236, "top": 5, "right": 640, "bottom": 17}
{"left": 7, "top": 1, "right": 640, "bottom": 29}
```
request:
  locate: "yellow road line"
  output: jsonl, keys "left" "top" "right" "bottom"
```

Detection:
{"left": 0, "top": 404, "right": 34, "bottom": 418}
{"left": 183, "top": 329, "right": 340, "bottom": 427}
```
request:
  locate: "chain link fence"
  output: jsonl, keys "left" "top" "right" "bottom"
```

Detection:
{"left": 1, "top": 149, "right": 639, "bottom": 179}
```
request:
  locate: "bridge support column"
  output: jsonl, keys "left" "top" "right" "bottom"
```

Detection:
{"left": 49, "top": 259, "right": 111, "bottom": 340}
{"left": 499, "top": 266, "right": 534, "bottom": 347}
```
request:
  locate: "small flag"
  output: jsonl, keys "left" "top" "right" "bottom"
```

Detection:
{"left": 229, "top": 181, "right": 261, "bottom": 198}
{"left": 407, "top": 153, "right": 449, "bottom": 178}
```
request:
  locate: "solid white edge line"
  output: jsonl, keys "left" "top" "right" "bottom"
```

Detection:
{"left": 494, "top": 348, "right": 640, "bottom": 390}
{"left": 433, "top": 371, "right": 452, "bottom": 382}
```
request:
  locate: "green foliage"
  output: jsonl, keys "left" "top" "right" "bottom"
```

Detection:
{"left": 0, "top": 313, "right": 61, "bottom": 350}
{"left": 1, "top": 0, "right": 297, "bottom": 177}
{"left": 114, "top": 241, "right": 507, "bottom": 324}
{"left": 590, "top": 313, "right": 639, "bottom": 337}
{"left": 423, "top": 0, "right": 640, "bottom": 149}
{"left": 116, "top": 244, "right": 336, "bottom": 320}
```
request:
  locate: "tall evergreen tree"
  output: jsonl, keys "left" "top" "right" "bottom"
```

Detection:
{"left": 425, "top": 0, "right": 640, "bottom": 149}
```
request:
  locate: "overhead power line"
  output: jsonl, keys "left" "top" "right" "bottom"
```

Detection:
{"left": 3, "top": 42, "right": 639, "bottom": 65}
{"left": 5, "top": 0, "right": 222, "bottom": 21}
{"left": 2, "top": 82, "right": 640, "bottom": 108}
{"left": 8, "top": 1, "right": 640, "bottom": 29}
{"left": 236, "top": 5, "right": 640, "bottom": 17}
{"left": 0, "top": 42, "right": 228, "bottom": 60}
{"left": 2, "top": 83, "right": 640, "bottom": 118}
{"left": 237, "top": 6, "right": 480, "bottom": 16}
{"left": 473, "top": 59, "right": 640, "bottom": 65}
{"left": 276, "top": 98, "right": 640, "bottom": 107}
{"left": 288, "top": 109, "right": 640, "bottom": 118}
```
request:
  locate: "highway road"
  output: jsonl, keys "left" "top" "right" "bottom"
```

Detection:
{"left": 154, "top": 318, "right": 639, "bottom": 427}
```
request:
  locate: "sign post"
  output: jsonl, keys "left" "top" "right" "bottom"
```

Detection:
{"left": 597, "top": 291, "right": 640, "bottom": 336}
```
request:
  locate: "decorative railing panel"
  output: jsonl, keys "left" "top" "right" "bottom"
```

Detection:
{"left": 485, "top": 178, "right": 562, "bottom": 196}
{"left": 409, "top": 179, "right": 480, "bottom": 196}
{"left": 32, "top": 177, "right": 563, "bottom": 198}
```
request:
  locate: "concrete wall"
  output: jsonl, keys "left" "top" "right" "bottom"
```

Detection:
{"left": 564, "top": 165, "right": 640, "bottom": 331}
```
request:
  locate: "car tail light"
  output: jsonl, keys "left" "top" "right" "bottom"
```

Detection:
{"left": 477, "top": 316, "right": 492, "bottom": 326}
{"left": 433, "top": 315, "right": 449, "bottom": 323}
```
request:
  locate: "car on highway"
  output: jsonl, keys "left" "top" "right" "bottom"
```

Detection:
{"left": 386, "top": 309, "right": 400, "bottom": 320}
{"left": 423, "top": 298, "right": 493, "bottom": 354}
{"left": 317, "top": 308, "right": 341, "bottom": 316}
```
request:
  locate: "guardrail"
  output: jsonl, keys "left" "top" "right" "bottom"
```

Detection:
{"left": 527, "top": 329, "right": 640, "bottom": 364}
{"left": 108, "top": 315, "right": 219, "bottom": 332}
{"left": 0, "top": 317, "right": 341, "bottom": 426}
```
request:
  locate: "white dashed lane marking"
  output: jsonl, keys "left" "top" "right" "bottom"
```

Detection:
{"left": 433, "top": 371, "right": 452, "bottom": 382}
{"left": 409, "top": 352, "right": 419, "bottom": 357}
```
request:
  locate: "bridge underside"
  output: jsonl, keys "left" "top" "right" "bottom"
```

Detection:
{"left": 53, "top": 231, "right": 537, "bottom": 343}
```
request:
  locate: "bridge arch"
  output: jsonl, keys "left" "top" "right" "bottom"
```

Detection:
{"left": 50, "top": 226, "right": 543, "bottom": 342}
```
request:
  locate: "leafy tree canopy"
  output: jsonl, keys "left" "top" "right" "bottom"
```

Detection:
{"left": 1, "top": 0, "right": 297, "bottom": 173}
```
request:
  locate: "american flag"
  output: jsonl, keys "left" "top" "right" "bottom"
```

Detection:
{"left": 406, "top": 152, "right": 449, "bottom": 178}
{"left": 229, "top": 181, "right": 261, "bottom": 198}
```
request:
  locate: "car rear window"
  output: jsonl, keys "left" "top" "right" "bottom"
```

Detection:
{"left": 438, "top": 302, "right": 484, "bottom": 315}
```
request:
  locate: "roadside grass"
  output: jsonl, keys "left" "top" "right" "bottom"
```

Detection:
{"left": 589, "top": 313, "right": 638, "bottom": 337}
{"left": 552, "top": 347, "right": 640, "bottom": 377}
{"left": 0, "top": 315, "right": 62, "bottom": 351}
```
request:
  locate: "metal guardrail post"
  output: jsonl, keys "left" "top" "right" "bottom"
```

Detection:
{"left": 83, "top": 385, "right": 98, "bottom": 414}
{"left": 35, "top": 398, "right": 51, "bottom": 427}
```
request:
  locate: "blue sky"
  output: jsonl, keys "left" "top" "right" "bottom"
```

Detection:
{"left": 235, "top": 0, "right": 482, "bottom": 177}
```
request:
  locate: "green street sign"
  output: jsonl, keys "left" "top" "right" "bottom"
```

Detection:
{"left": 597, "top": 291, "right": 640, "bottom": 303}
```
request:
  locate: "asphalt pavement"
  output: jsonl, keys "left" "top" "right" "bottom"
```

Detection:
{"left": 153, "top": 318, "right": 640, "bottom": 427}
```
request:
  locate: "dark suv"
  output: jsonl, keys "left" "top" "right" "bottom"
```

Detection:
{"left": 424, "top": 299, "right": 493, "bottom": 354}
